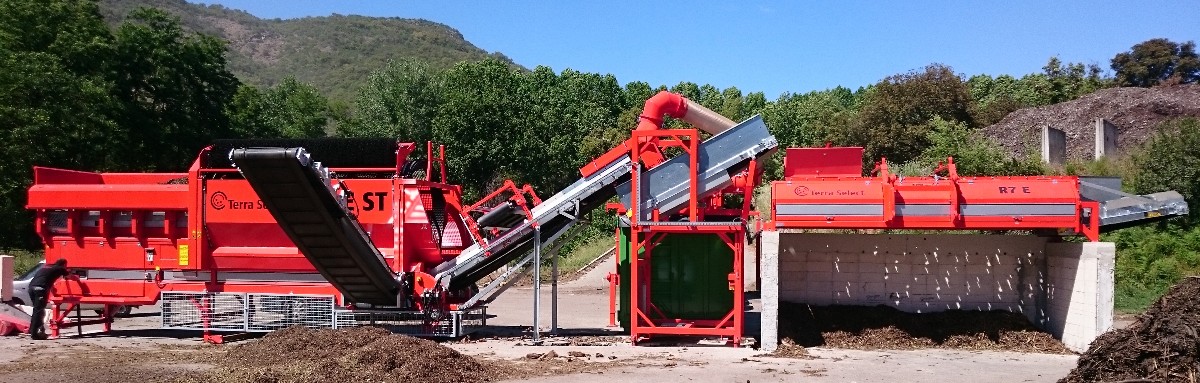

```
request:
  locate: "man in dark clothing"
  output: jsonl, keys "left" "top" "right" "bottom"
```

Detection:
{"left": 28, "top": 258, "right": 69, "bottom": 340}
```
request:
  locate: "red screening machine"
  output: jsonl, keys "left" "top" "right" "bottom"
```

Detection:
{"left": 770, "top": 146, "right": 1188, "bottom": 239}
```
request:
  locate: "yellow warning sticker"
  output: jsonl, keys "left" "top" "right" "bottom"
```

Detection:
{"left": 178, "top": 245, "right": 189, "bottom": 266}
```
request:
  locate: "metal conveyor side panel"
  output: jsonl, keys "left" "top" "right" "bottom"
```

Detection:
{"left": 615, "top": 115, "right": 778, "bottom": 221}
{"left": 1079, "top": 179, "right": 1190, "bottom": 229}
{"left": 431, "top": 155, "right": 633, "bottom": 292}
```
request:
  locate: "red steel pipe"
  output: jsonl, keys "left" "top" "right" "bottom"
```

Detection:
{"left": 580, "top": 91, "right": 737, "bottom": 177}
{"left": 635, "top": 91, "right": 737, "bottom": 135}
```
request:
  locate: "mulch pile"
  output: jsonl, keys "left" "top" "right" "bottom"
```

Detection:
{"left": 982, "top": 84, "right": 1200, "bottom": 161}
{"left": 197, "top": 326, "right": 505, "bottom": 383}
{"left": 779, "top": 302, "right": 1072, "bottom": 354}
{"left": 767, "top": 338, "right": 815, "bottom": 359}
{"left": 1059, "top": 277, "right": 1200, "bottom": 383}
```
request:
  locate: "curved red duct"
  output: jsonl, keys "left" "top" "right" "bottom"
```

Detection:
{"left": 635, "top": 91, "right": 737, "bottom": 135}
{"left": 579, "top": 91, "right": 738, "bottom": 177}
{"left": 635, "top": 91, "right": 689, "bottom": 131}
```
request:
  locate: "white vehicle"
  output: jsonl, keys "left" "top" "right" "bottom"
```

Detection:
{"left": 9, "top": 261, "right": 133, "bottom": 317}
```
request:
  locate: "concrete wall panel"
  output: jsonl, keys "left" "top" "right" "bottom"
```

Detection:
{"left": 777, "top": 234, "right": 1046, "bottom": 317}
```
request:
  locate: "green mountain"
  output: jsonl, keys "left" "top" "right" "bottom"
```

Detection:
{"left": 98, "top": 0, "right": 517, "bottom": 102}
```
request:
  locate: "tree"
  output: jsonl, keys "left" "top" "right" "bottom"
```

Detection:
{"left": 110, "top": 7, "right": 240, "bottom": 170}
{"left": 0, "top": 51, "right": 117, "bottom": 246}
{"left": 519, "top": 67, "right": 625, "bottom": 192}
{"left": 1131, "top": 118, "right": 1200, "bottom": 214}
{"left": 0, "top": 0, "right": 113, "bottom": 76}
{"left": 902, "top": 117, "right": 1043, "bottom": 176}
{"left": 1111, "top": 38, "right": 1200, "bottom": 87}
{"left": 431, "top": 59, "right": 528, "bottom": 197}
{"left": 841, "top": 64, "right": 973, "bottom": 164}
{"left": 0, "top": 0, "right": 121, "bottom": 247}
{"left": 742, "top": 91, "right": 767, "bottom": 121}
{"left": 762, "top": 87, "right": 859, "bottom": 149}
{"left": 227, "top": 85, "right": 276, "bottom": 138}
{"left": 270, "top": 78, "right": 330, "bottom": 138}
{"left": 622, "top": 81, "right": 653, "bottom": 110}
{"left": 339, "top": 60, "right": 442, "bottom": 141}
{"left": 229, "top": 78, "right": 329, "bottom": 138}
{"left": 1042, "top": 56, "right": 1108, "bottom": 103}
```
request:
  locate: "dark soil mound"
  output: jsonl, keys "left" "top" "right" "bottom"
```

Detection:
{"left": 780, "top": 302, "right": 1071, "bottom": 354}
{"left": 1060, "top": 277, "right": 1200, "bottom": 383}
{"left": 203, "top": 326, "right": 502, "bottom": 383}
{"left": 982, "top": 84, "right": 1200, "bottom": 161}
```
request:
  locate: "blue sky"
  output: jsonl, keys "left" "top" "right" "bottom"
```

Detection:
{"left": 193, "top": 1, "right": 1198, "bottom": 99}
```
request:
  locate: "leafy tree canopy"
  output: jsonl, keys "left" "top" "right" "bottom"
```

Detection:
{"left": 1112, "top": 38, "right": 1200, "bottom": 87}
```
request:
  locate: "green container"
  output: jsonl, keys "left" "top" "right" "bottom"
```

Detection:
{"left": 617, "top": 227, "right": 734, "bottom": 329}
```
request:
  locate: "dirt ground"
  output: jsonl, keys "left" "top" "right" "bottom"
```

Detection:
{"left": 0, "top": 256, "right": 1081, "bottom": 383}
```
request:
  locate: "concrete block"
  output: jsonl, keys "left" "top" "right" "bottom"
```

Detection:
{"left": 808, "top": 271, "right": 834, "bottom": 282}
{"left": 807, "top": 252, "right": 834, "bottom": 262}
{"left": 1095, "top": 118, "right": 1119, "bottom": 159}
{"left": 912, "top": 264, "right": 936, "bottom": 275}
{"left": 780, "top": 260, "right": 807, "bottom": 272}
{"left": 760, "top": 230, "right": 780, "bottom": 352}
{"left": 1045, "top": 241, "right": 1116, "bottom": 352}
{"left": 832, "top": 261, "right": 859, "bottom": 273}
{"left": 856, "top": 271, "right": 885, "bottom": 282}
{"left": 1036, "top": 126, "right": 1065, "bottom": 163}
{"left": 883, "top": 263, "right": 911, "bottom": 275}
{"left": 965, "top": 264, "right": 993, "bottom": 275}
{"left": 805, "top": 278, "right": 830, "bottom": 290}
{"left": 807, "top": 260, "right": 834, "bottom": 272}
{"left": 779, "top": 281, "right": 803, "bottom": 296}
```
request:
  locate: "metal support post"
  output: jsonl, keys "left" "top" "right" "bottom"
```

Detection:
{"left": 532, "top": 225, "right": 541, "bottom": 343}
{"left": 551, "top": 241, "right": 559, "bottom": 335}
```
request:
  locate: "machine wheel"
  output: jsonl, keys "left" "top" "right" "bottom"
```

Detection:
{"left": 94, "top": 305, "right": 133, "bottom": 317}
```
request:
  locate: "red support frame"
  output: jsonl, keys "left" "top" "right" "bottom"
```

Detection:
{"left": 617, "top": 128, "right": 753, "bottom": 347}
{"left": 453, "top": 179, "right": 543, "bottom": 253}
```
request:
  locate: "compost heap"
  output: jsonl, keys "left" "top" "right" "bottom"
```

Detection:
{"left": 205, "top": 326, "right": 502, "bottom": 383}
{"left": 1060, "top": 277, "right": 1200, "bottom": 383}
{"left": 778, "top": 302, "right": 1071, "bottom": 354}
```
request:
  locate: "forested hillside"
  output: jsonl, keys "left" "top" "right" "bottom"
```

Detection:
{"left": 97, "top": 0, "right": 517, "bottom": 102}
{"left": 4, "top": 0, "right": 1199, "bottom": 311}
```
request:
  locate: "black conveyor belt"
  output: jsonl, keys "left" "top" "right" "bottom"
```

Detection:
{"left": 230, "top": 147, "right": 399, "bottom": 305}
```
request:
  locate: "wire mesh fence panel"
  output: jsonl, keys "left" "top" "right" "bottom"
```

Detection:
{"left": 162, "top": 292, "right": 484, "bottom": 337}
{"left": 247, "top": 294, "right": 336, "bottom": 331}
{"left": 334, "top": 307, "right": 486, "bottom": 337}
{"left": 161, "top": 292, "right": 248, "bottom": 331}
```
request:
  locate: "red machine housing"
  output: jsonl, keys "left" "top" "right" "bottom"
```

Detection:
{"left": 770, "top": 147, "right": 1101, "bottom": 240}
{"left": 25, "top": 141, "right": 489, "bottom": 338}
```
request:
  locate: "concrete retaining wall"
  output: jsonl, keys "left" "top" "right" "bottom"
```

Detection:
{"left": 759, "top": 232, "right": 1114, "bottom": 353}
{"left": 1044, "top": 242, "right": 1115, "bottom": 352}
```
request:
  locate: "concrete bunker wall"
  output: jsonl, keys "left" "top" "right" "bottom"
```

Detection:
{"left": 759, "top": 232, "right": 1114, "bottom": 353}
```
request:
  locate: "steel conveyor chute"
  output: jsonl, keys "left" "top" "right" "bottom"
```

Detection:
{"left": 229, "top": 147, "right": 399, "bottom": 305}
{"left": 432, "top": 115, "right": 778, "bottom": 292}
